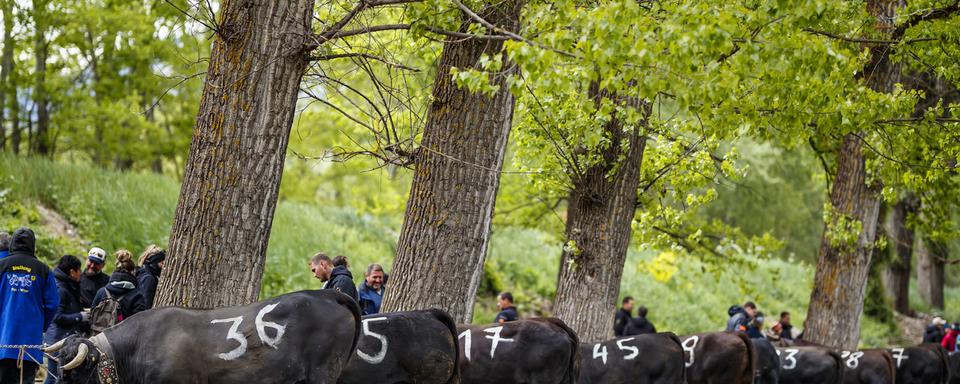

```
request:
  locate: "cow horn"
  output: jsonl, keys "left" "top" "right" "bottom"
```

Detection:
{"left": 43, "top": 339, "right": 67, "bottom": 353}
{"left": 62, "top": 343, "right": 89, "bottom": 370}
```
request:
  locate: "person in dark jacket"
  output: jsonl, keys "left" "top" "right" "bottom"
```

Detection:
{"left": 44, "top": 255, "right": 90, "bottom": 384}
{"left": 923, "top": 317, "right": 947, "bottom": 343}
{"left": 136, "top": 245, "right": 165, "bottom": 309}
{"left": 310, "top": 253, "right": 358, "bottom": 301}
{"left": 0, "top": 228, "right": 58, "bottom": 383}
{"left": 779, "top": 311, "right": 794, "bottom": 340}
{"left": 79, "top": 247, "right": 109, "bottom": 308}
{"left": 726, "top": 301, "right": 756, "bottom": 333}
{"left": 357, "top": 263, "right": 386, "bottom": 315}
{"left": 746, "top": 311, "right": 765, "bottom": 339}
{"left": 495, "top": 292, "right": 519, "bottom": 324}
{"left": 92, "top": 251, "right": 147, "bottom": 323}
{"left": 0, "top": 231, "right": 10, "bottom": 259}
{"left": 614, "top": 296, "right": 635, "bottom": 337}
{"left": 625, "top": 306, "right": 657, "bottom": 335}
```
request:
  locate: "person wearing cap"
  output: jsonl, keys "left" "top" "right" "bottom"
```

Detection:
{"left": 0, "top": 231, "right": 10, "bottom": 259}
{"left": 941, "top": 323, "right": 959, "bottom": 354}
{"left": 923, "top": 317, "right": 947, "bottom": 343}
{"left": 79, "top": 247, "right": 109, "bottom": 308}
{"left": 137, "top": 244, "right": 166, "bottom": 309}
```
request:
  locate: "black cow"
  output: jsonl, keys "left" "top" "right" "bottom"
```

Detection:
{"left": 753, "top": 338, "right": 781, "bottom": 384}
{"left": 951, "top": 352, "right": 960, "bottom": 384}
{"left": 680, "top": 332, "right": 755, "bottom": 384}
{"left": 776, "top": 345, "right": 844, "bottom": 384}
{"left": 339, "top": 309, "right": 459, "bottom": 384}
{"left": 841, "top": 349, "right": 895, "bottom": 384}
{"left": 890, "top": 344, "right": 950, "bottom": 384}
{"left": 46, "top": 290, "right": 360, "bottom": 384}
{"left": 578, "top": 333, "right": 685, "bottom": 384}
{"left": 457, "top": 318, "right": 580, "bottom": 384}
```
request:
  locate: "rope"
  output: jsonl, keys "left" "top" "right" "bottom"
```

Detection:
{"left": 0, "top": 344, "right": 59, "bottom": 383}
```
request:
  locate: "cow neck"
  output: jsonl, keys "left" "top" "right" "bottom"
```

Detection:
{"left": 90, "top": 333, "right": 121, "bottom": 384}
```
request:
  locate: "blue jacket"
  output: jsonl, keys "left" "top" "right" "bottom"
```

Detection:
{"left": 0, "top": 228, "right": 58, "bottom": 362}
{"left": 0, "top": 250, "right": 9, "bottom": 259}
{"left": 357, "top": 281, "right": 384, "bottom": 315}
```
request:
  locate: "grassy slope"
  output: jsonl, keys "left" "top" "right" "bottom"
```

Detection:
{"left": 2, "top": 154, "right": 955, "bottom": 347}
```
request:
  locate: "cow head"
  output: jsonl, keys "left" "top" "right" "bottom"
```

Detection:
{"left": 44, "top": 336, "right": 102, "bottom": 383}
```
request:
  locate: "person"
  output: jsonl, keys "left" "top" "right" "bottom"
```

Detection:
{"left": 0, "top": 231, "right": 9, "bottom": 259}
{"left": 44, "top": 255, "right": 90, "bottom": 384}
{"left": 91, "top": 250, "right": 147, "bottom": 331}
{"left": 137, "top": 245, "right": 166, "bottom": 309}
{"left": 310, "top": 253, "right": 358, "bottom": 301}
{"left": 495, "top": 292, "right": 519, "bottom": 324}
{"left": 941, "top": 323, "right": 959, "bottom": 354}
{"left": 614, "top": 296, "right": 634, "bottom": 337}
{"left": 746, "top": 311, "right": 765, "bottom": 339}
{"left": 923, "top": 317, "right": 947, "bottom": 343}
{"left": 79, "top": 247, "right": 109, "bottom": 308}
{"left": 726, "top": 301, "right": 757, "bottom": 333}
{"left": 779, "top": 311, "right": 794, "bottom": 340}
{"left": 0, "top": 228, "right": 58, "bottom": 383}
{"left": 625, "top": 306, "right": 657, "bottom": 335}
{"left": 357, "top": 263, "right": 386, "bottom": 315}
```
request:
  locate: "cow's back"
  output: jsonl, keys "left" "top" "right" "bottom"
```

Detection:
{"left": 892, "top": 345, "right": 950, "bottom": 384}
{"left": 458, "top": 318, "right": 578, "bottom": 384}
{"left": 842, "top": 349, "right": 895, "bottom": 384}
{"left": 578, "top": 332, "right": 684, "bottom": 384}
{"left": 681, "top": 332, "right": 754, "bottom": 384}
{"left": 752, "top": 337, "right": 780, "bottom": 384}
{"left": 777, "top": 346, "right": 844, "bottom": 384}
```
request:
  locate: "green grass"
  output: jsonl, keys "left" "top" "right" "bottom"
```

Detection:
{"left": 0, "top": 154, "right": 931, "bottom": 347}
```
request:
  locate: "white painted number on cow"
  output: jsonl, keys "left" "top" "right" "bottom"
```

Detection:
{"left": 210, "top": 317, "right": 247, "bottom": 360}
{"left": 890, "top": 348, "right": 908, "bottom": 368}
{"left": 210, "top": 304, "right": 285, "bottom": 361}
{"left": 592, "top": 343, "right": 608, "bottom": 364}
{"left": 682, "top": 336, "right": 699, "bottom": 368}
{"left": 841, "top": 351, "right": 864, "bottom": 369}
{"left": 616, "top": 338, "right": 639, "bottom": 360}
{"left": 459, "top": 330, "right": 472, "bottom": 362}
{"left": 778, "top": 349, "right": 799, "bottom": 370}
{"left": 357, "top": 317, "right": 389, "bottom": 364}
{"left": 483, "top": 326, "right": 514, "bottom": 359}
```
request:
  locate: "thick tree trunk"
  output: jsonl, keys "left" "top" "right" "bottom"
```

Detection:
{"left": 32, "top": 0, "right": 50, "bottom": 156}
{"left": 156, "top": 0, "right": 315, "bottom": 308}
{"left": 0, "top": 0, "right": 11, "bottom": 150}
{"left": 916, "top": 234, "right": 945, "bottom": 309}
{"left": 380, "top": 1, "right": 523, "bottom": 324}
{"left": 552, "top": 93, "right": 647, "bottom": 343}
{"left": 881, "top": 197, "right": 917, "bottom": 314}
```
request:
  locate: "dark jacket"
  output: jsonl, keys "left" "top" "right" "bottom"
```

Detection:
{"left": 614, "top": 308, "right": 632, "bottom": 337}
{"left": 45, "top": 268, "right": 89, "bottom": 343}
{"left": 357, "top": 281, "right": 384, "bottom": 316}
{"left": 495, "top": 306, "right": 519, "bottom": 323}
{"left": 136, "top": 263, "right": 161, "bottom": 309}
{"left": 79, "top": 269, "right": 109, "bottom": 308}
{"left": 323, "top": 265, "right": 358, "bottom": 301}
{"left": 726, "top": 306, "right": 750, "bottom": 332}
{"left": 624, "top": 314, "right": 657, "bottom": 335}
{"left": 923, "top": 324, "right": 946, "bottom": 343}
{"left": 92, "top": 270, "right": 148, "bottom": 322}
{"left": 0, "top": 228, "right": 59, "bottom": 361}
{"left": 781, "top": 323, "right": 794, "bottom": 340}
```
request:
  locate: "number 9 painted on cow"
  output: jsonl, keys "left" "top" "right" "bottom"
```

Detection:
{"left": 682, "top": 336, "right": 699, "bottom": 368}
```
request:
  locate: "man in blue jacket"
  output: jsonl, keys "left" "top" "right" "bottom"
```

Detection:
{"left": 0, "top": 228, "right": 59, "bottom": 383}
{"left": 357, "top": 263, "right": 386, "bottom": 315}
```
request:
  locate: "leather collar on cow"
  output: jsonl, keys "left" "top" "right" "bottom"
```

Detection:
{"left": 90, "top": 334, "right": 121, "bottom": 384}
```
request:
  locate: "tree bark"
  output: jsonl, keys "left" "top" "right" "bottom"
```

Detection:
{"left": 0, "top": 0, "right": 12, "bottom": 151}
{"left": 32, "top": 0, "right": 50, "bottom": 156}
{"left": 380, "top": 0, "right": 524, "bottom": 324}
{"left": 157, "top": 0, "right": 315, "bottom": 308}
{"left": 916, "top": 233, "right": 945, "bottom": 309}
{"left": 552, "top": 90, "right": 647, "bottom": 343}
{"left": 881, "top": 197, "right": 917, "bottom": 314}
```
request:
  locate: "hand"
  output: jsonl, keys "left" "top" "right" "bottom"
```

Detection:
{"left": 80, "top": 311, "right": 90, "bottom": 323}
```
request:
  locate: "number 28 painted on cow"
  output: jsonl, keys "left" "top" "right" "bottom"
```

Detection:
{"left": 210, "top": 304, "right": 287, "bottom": 361}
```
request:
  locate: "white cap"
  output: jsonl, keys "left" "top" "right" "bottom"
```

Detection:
{"left": 933, "top": 317, "right": 946, "bottom": 326}
{"left": 87, "top": 247, "right": 107, "bottom": 264}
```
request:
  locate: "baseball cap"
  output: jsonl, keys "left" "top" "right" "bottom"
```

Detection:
{"left": 87, "top": 247, "right": 106, "bottom": 264}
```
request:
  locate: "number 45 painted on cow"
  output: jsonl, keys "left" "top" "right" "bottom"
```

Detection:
{"left": 210, "top": 304, "right": 286, "bottom": 361}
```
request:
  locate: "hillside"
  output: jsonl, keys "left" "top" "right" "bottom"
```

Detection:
{"left": 2, "top": 154, "right": 956, "bottom": 347}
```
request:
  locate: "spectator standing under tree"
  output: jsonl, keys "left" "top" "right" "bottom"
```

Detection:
{"left": 726, "top": 301, "right": 757, "bottom": 333}
{"left": 923, "top": 317, "right": 947, "bottom": 343}
{"left": 941, "top": 323, "right": 959, "bottom": 354}
{"left": 91, "top": 250, "right": 147, "bottom": 333}
{"left": 746, "top": 311, "right": 765, "bottom": 339}
{"left": 778, "top": 311, "right": 795, "bottom": 340}
{"left": 0, "top": 231, "right": 9, "bottom": 259}
{"left": 495, "top": 292, "right": 519, "bottom": 324}
{"left": 79, "top": 247, "right": 109, "bottom": 308}
{"left": 614, "top": 296, "right": 634, "bottom": 337}
{"left": 357, "top": 263, "right": 386, "bottom": 315}
{"left": 0, "top": 228, "right": 58, "bottom": 383}
{"left": 625, "top": 306, "right": 657, "bottom": 335}
{"left": 44, "top": 255, "right": 90, "bottom": 384}
{"left": 137, "top": 245, "right": 166, "bottom": 309}
{"left": 309, "top": 253, "right": 358, "bottom": 301}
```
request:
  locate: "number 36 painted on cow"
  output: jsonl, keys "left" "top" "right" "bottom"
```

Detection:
{"left": 210, "top": 304, "right": 287, "bottom": 361}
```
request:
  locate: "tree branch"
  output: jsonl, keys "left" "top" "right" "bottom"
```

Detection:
{"left": 451, "top": 0, "right": 580, "bottom": 58}
{"left": 892, "top": 1, "right": 960, "bottom": 40}
{"left": 309, "top": 52, "right": 420, "bottom": 72}
{"left": 802, "top": 28, "right": 937, "bottom": 45}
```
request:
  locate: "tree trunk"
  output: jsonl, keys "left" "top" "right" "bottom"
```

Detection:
{"left": 881, "top": 197, "right": 917, "bottom": 314}
{"left": 0, "top": 0, "right": 12, "bottom": 151}
{"left": 32, "top": 0, "right": 50, "bottom": 156}
{"left": 10, "top": 88, "right": 18, "bottom": 154}
{"left": 552, "top": 90, "right": 647, "bottom": 343}
{"left": 156, "top": 0, "right": 315, "bottom": 309}
{"left": 916, "top": 233, "right": 945, "bottom": 309}
{"left": 380, "top": 0, "right": 523, "bottom": 324}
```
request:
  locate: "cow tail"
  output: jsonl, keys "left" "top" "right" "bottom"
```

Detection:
{"left": 882, "top": 351, "right": 896, "bottom": 383}
{"left": 934, "top": 345, "right": 951, "bottom": 384}
{"left": 667, "top": 332, "right": 687, "bottom": 383}
{"left": 335, "top": 293, "right": 363, "bottom": 362}
{"left": 543, "top": 318, "right": 581, "bottom": 384}
{"left": 828, "top": 350, "right": 845, "bottom": 384}
{"left": 735, "top": 332, "right": 756, "bottom": 384}
{"left": 428, "top": 308, "right": 461, "bottom": 384}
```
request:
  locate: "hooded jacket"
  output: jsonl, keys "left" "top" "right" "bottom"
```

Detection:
{"left": 44, "top": 267, "right": 89, "bottom": 343}
{"left": 92, "top": 270, "right": 148, "bottom": 321}
{"left": 136, "top": 263, "right": 162, "bottom": 309}
{"left": 357, "top": 280, "right": 384, "bottom": 315}
{"left": 624, "top": 314, "right": 657, "bottom": 335}
{"left": 79, "top": 268, "right": 109, "bottom": 308}
{"left": 726, "top": 306, "right": 750, "bottom": 332}
{"left": 0, "top": 228, "right": 59, "bottom": 362}
{"left": 323, "top": 265, "right": 358, "bottom": 301}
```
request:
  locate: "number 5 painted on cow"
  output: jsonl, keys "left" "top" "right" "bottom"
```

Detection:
{"left": 357, "top": 317, "right": 389, "bottom": 364}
